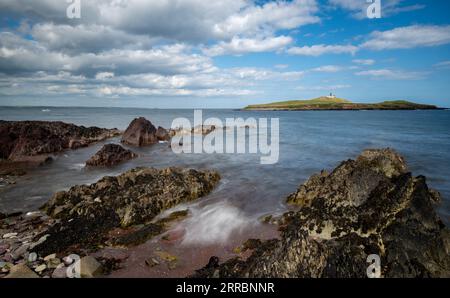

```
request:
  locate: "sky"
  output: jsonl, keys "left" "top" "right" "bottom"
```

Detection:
{"left": 0, "top": 0, "right": 450, "bottom": 108}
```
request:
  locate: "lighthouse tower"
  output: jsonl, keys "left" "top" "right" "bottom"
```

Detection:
{"left": 326, "top": 93, "right": 336, "bottom": 99}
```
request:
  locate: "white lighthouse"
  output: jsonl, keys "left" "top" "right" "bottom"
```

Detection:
{"left": 326, "top": 93, "right": 336, "bottom": 99}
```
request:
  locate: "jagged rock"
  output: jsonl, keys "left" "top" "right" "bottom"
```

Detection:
{"left": 193, "top": 149, "right": 450, "bottom": 278}
{"left": 85, "top": 144, "right": 137, "bottom": 167}
{"left": 0, "top": 120, "right": 120, "bottom": 161}
{"left": 34, "top": 167, "right": 220, "bottom": 255}
{"left": 121, "top": 117, "right": 158, "bottom": 146}
{"left": 5, "top": 263, "right": 39, "bottom": 278}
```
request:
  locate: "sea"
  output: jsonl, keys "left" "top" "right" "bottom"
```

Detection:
{"left": 0, "top": 107, "right": 449, "bottom": 276}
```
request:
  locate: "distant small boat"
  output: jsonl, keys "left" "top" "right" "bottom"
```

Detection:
{"left": 41, "top": 109, "right": 51, "bottom": 112}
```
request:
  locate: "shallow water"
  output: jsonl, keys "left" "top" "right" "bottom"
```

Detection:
{"left": 1, "top": 107, "right": 449, "bottom": 238}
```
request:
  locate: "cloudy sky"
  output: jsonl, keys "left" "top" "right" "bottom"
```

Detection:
{"left": 0, "top": 0, "right": 449, "bottom": 108}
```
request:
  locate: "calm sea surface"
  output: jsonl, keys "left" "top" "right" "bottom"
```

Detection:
{"left": 1, "top": 107, "right": 449, "bottom": 230}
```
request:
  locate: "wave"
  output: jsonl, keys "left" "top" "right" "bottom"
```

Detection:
{"left": 68, "top": 163, "right": 86, "bottom": 170}
{"left": 181, "top": 201, "right": 255, "bottom": 246}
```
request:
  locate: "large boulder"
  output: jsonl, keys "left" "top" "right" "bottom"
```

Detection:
{"left": 193, "top": 149, "right": 450, "bottom": 278}
{"left": 35, "top": 167, "right": 220, "bottom": 255}
{"left": 121, "top": 117, "right": 158, "bottom": 146}
{"left": 85, "top": 144, "right": 137, "bottom": 167}
{"left": 0, "top": 120, "right": 120, "bottom": 161}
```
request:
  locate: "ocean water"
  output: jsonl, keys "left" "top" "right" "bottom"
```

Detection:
{"left": 0, "top": 107, "right": 449, "bottom": 236}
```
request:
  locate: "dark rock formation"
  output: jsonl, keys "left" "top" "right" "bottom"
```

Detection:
{"left": 34, "top": 167, "right": 220, "bottom": 255}
{"left": 0, "top": 120, "right": 120, "bottom": 162}
{"left": 156, "top": 126, "right": 171, "bottom": 142}
{"left": 192, "top": 149, "right": 450, "bottom": 278}
{"left": 121, "top": 117, "right": 158, "bottom": 146}
{"left": 85, "top": 144, "right": 137, "bottom": 167}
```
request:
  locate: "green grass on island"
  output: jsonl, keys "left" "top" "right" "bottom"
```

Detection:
{"left": 244, "top": 97, "right": 439, "bottom": 111}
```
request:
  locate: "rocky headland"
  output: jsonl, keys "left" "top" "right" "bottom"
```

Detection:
{"left": 244, "top": 97, "right": 441, "bottom": 111}
{"left": 193, "top": 149, "right": 450, "bottom": 278}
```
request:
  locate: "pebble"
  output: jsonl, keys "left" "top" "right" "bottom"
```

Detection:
{"left": 29, "top": 234, "right": 49, "bottom": 250}
{"left": 145, "top": 258, "right": 160, "bottom": 267}
{"left": 2, "top": 253, "right": 13, "bottom": 262}
{"left": 63, "top": 254, "right": 79, "bottom": 266}
{"left": 51, "top": 266, "right": 67, "bottom": 278}
{"left": 0, "top": 261, "right": 12, "bottom": 271}
{"left": 25, "top": 212, "right": 41, "bottom": 218}
{"left": 47, "top": 258, "right": 61, "bottom": 269}
{"left": 34, "top": 264, "right": 47, "bottom": 273}
{"left": 2, "top": 233, "right": 18, "bottom": 239}
{"left": 28, "top": 252, "right": 38, "bottom": 263}
{"left": 212, "top": 269, "right": 220, "bottom": 278}
{"left": 12, "top": 244, "right": 30, "bottom": 260}
{"left": 43, "top": 253, "right": 56, "bottom": 261}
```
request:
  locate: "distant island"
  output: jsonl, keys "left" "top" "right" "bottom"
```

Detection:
{"left": 243, "top": 96, "right": 441, "bottom": 111}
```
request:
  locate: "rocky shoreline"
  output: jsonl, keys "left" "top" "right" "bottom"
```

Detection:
{"left": 192, "top": 149, "right": 450, "bottom": 278}
{"left": 1, "top": 117, "right": 449, "bottom": 278}
{"left": 0, "top": 167, "right": 220, "bottom": 278}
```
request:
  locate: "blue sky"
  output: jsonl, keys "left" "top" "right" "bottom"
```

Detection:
{"left": 0, "top": 0, "right": 450, "bottom": 108}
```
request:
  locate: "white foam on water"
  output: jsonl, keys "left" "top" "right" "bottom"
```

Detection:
{"left": 181, "top": 201, "right": 255, "bottom": 246}
{"left": 69, "top": 163, "right": 86, "bottom": 170}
